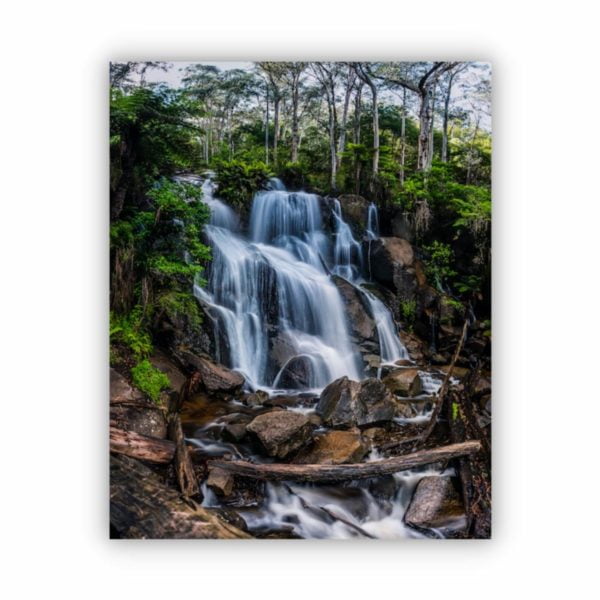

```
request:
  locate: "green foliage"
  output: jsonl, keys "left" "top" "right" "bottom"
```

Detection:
{"left": 131, "top": 359, "right": 170, "bottom": 403}
{"left": 213, "top": 160, "right": 272, "bottom": 208}
{"left": 110, "top": 307, "right": 152, "bottom": 359}
{"left": 279, "top": 161, "right": 311, "bottom": 190}
{"left": 399, "top": 299, "right": 417, "bottom": 331}
{"left": 148, "top": 256, "right": 201, "bottom": 279}
{"left": 451, "top": 401, "right": 459, "bottom": 421}
{"left": 156, "top": 291, "right": 203, "bottom": 329}
{"left": 423, "top": 241, "right": 457, "bottom": 291}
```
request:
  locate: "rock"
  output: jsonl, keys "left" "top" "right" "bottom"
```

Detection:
{"left": 275, "top": 356, "right": 314, "bottom": 389}
{"left": 148, "top": 350, "right": 187, "bottom": 392}
{"left": 317, "top": 376, "right": 397, "bottom": 428}
{"left": 438, "top": 365, "right": 470, "bottom": 380}
{"left": 332, "top": 275, "right": 377, "bottom": 342}
{"left": 244, "top": 390, "right": 269, "bottom": 406}
{"left": 473, "top": 374, "right": 492, "bottom": 397}
{"left": 293, "top": 430, "right": 368, "bottom": 465}
{"left": 382, "top": 368, "right": 423, "bottom": 397}
{"left": 207, "top": 467, "right": 234, "bottom": 497}
{"left": 109, "top": 369, "right": 167, "bottom": 438}
{"left": 246, "top": 411, "right": 314, "bottom": 458}
{"left": 181, "top": 353, "right": 245, "bottom": 393}
{"left": 391, "top": 211, "right": 413, "bottom": 241}
{"left": 110, "top": 368, "right": 144, "bottom": 405}
{"left": 337, "top": 194, "right": 369, "bottom": 226}
{"left": 366, "top": 237, "right": 416, "bottom": 299}
{"left": 369, "top": 475, "right": 397, "bottom": 501}
{"left": 404, "top": 476, "right": 466, "bottom": 530}
{"left": 223, "top": 422, "right": 248, "bottom": 443}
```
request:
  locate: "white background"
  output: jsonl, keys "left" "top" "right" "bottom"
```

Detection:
{"left": 1, "top": 1, "right": 598, "bottom": 598}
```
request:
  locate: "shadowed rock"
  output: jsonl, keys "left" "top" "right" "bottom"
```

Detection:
{"left": 246, "top": 411, "right": 314, "bottom": 458}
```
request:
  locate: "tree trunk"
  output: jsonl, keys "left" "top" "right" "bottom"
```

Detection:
{"left": 110, "top": 426, "right": 175, "bottom": 464}
{"left": 209, "top": 441, "right": 481, "bottom": 483}
{"left": 273, "top": 95, "right": 280, "bottom": 163}
{"left": 337, "top": 67, "right": 355, "bottom": 169}
{"left": 417, "top": 89, "right": 432, "bottom": 171}
{"left": 441, "top": 73, "right": 454, "bottom": 162}
{"left": 264, "top": 84, "right": 269, "bottom": 165}
{"left": 291, "top": 73, "right": 300, "bottom": 162}
{"left": 400, "top": 87, "right": 407, "bottom": 185}
{"left": 110, "top": 454, "right": 250, "bottom": 539}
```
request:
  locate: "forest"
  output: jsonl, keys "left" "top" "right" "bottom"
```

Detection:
{"left": 109, "top": 61, "right": 491, "bottom": 539}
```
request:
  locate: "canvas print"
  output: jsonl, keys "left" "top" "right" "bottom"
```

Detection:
{"left": 109, "top": 61, "right": 491, "bottom": 539}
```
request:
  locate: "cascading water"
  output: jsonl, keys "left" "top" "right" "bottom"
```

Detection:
{"left": 331, "top": 199, "right": 409, "bottom": 365}
{"left": 195, "top": 180, "right": 362, "bottom": 391}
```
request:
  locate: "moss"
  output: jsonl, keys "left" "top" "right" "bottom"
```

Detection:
{"left": 156, "top": 291, "right": 203, "bottom": 329}
{"left": 399, "top": 299, "right": 417, "bottom": 331}
{"left": 131, "top": 359, "right": 170, "bottom": 403}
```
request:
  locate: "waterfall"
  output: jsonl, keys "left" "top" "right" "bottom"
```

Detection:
{"left": 330, "top": 199, "right": 409, "bottom": 364}
{"left": 366, "top": 202, "right": 380, "bottom": 240}
{"left": 195, "top": 180, "right": 362, "bottom": 391}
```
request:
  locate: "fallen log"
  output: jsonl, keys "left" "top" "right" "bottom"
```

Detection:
{"left": 209, "top": 440, "right": 481, "bottom": 483}
{"left": 110, "top": 426, "right": 175, "bottom": 464}
{"left": 110, "top": 454, "right": 250, "bottom": 539}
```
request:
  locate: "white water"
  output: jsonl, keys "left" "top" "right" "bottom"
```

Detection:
{"left": 195, "top": 180, "right": 362, "bottom": 391}
{"left": 331, "top": 199, "right": 409, "bottom": 365}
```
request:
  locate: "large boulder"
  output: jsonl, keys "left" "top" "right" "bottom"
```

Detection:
{"left": 180, "top": 353, "right": 245, "bottom": 393}
{"left": 404, "top": 476, "right": 466, "bottom": 531}
{"left": 149, "top": 350, "right": 187, "bottom": 392}
{"left": 332, "top": 275, "right": 377, "bottom": 343}
{"left": 293, "top": 430, "right": 368, "bottom": 465}
{"left": 382, "top": 368, "right": 423, "bottom": 397}
{"left": 206, "top": 467, "right": 234, "bottom": 497}
{"left": 366, "top": 237, "right": 417, "bottom": 300}
{"left": 317, "top": 376, "right": 397, "bottom": 428}
{"left": 337, "top": 194, "right": 369, "bottom": 227}
{"left": 246, "top": 411, "right": 314, "bottom": 458}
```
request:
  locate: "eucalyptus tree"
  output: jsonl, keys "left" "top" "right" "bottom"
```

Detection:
{"left": 312, "top": 62, "right": 343, "bottom": 189}
{"left": 258, "top": 62, "right": 286, "bottom": 163}
{"left": 376, "top": 61, "right": 461, "bottom": 170}
{"left": 352, "top": 62, "right": 380, "bottom": 178}
{"left": 279, "top": 62, "right": 307, "bottom": 162}
{"left": 439, "top": 63, "right": 469, "bottom": 162}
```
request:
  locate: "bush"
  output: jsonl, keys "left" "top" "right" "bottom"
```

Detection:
{"left": 213, "top": 159, "right": 272, "bottom": 209}
{"left": 110, "top": 307, "right": 152, "bottom": 359}
{"left": 131, "top": 359, "right": 170, "bottom": 403}
{"left": 423, "top": 240, "right": 457, "bottom": 292}
{"left": 399, "top": 299, "right": 417, "bottom": 331}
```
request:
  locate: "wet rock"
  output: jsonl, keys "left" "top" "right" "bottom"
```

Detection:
{"left": 404, "top": 476, "right": 466, "bottom": 530}
{"left": 369, "top": 475, "right": 397, "bottom": 501}
{"left": 207, "top": 467, "right": 234, "bottom": 497}
{"left": 293, "top": 430, "right": 368, "bottom": 465}
{"left": 473, "top": 374, "right": 492, "bottom": 397}
{"left": 223, "top": 422, "right": 248, "bottom": 443}
{"left": 244, "top": 390, "right": 269, "bottom": 406}
{"left": 366, "top": 237, "right": 417, "bottom": 299}
{"left": 337, "top": 194, "right": 369, "bottom": 227}
{"left": 275, "top": 356, "right": 314, "bottom": 389}
{"left": 382, "top": 368, "right": 423, "bottom": 397}
{"left": 317, "top": 376, "right": 396, "bottom": 428}
{"left": 332, "top": 275, "right": 377, "bottom": 342}
{"left": 181, "top": 353, "right": 245, "bottom": 393}
{"left": 246, "top": 411, "right": 314, "bottom": 458}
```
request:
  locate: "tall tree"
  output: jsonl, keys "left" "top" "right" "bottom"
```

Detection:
{"left": 353, "top": 62, "right": 380, "bottom": 178}
{"left": 377, "top": 61, "right": 460, "bottom": 170}
{"left": 281, "top": 62, "right": 306, "bottom": 162}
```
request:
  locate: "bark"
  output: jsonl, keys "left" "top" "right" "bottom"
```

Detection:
{"left": 110, "top": 454, "right": 250, "bottom": 539}
{"left": 353, "top": 63, "right": 379, "bottom": 178}
{"left": 167, "top": 392, "right": 198, "bottom": 498}
{"left": 337, "top": 66, "right": 356, "bottom": 169}
{"left": 314, "top": 63, "right": 339, "bottom": 190}
{"left": 209, "top": 441, "right": 481, "bottom": 483}
{"left": 400, "top": 87, "right": 407, "bottom": 185}
{"left": 110, "top": 426, "right": 175, "bottom": 464}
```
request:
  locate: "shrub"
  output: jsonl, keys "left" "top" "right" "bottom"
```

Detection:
{"left": 110, "top": 307, "right": 152, "bottom": 359}
{"left": 213, "top": 159, "right": 272, "bottom": 208}
{"left": 131, "top": 359, "right": 170, "bottom": 403}
{"left": 423, "top": 240, "right": 457, "bottom": 291}
{"left": 399, "top": 299, "right": 417, "bottom": 331}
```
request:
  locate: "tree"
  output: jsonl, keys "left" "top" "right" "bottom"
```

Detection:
{"left": 352, "top": 62, "right": 380, "bottom": 179}
{"left": 280, "top": 62, "right": 307, "bottom": 162}
{"left": 376, "top": 62, "right": 461, "bottom": 170}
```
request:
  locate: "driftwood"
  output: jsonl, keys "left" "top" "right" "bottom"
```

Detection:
{"left": 167, "top": 407, "right": 198, "bottom": 498}
{"left": 110, "top": 426, "right": 175, "bottom": 464}
{"left": 110, "top": 454, "right": 250, "bottom": 539}
{"left": 209, "top": 441, "right": 481, "bottom": 483}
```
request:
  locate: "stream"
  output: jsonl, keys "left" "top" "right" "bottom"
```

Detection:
{"left": 185, "top": 176, "right": 458, "bottom": 539}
